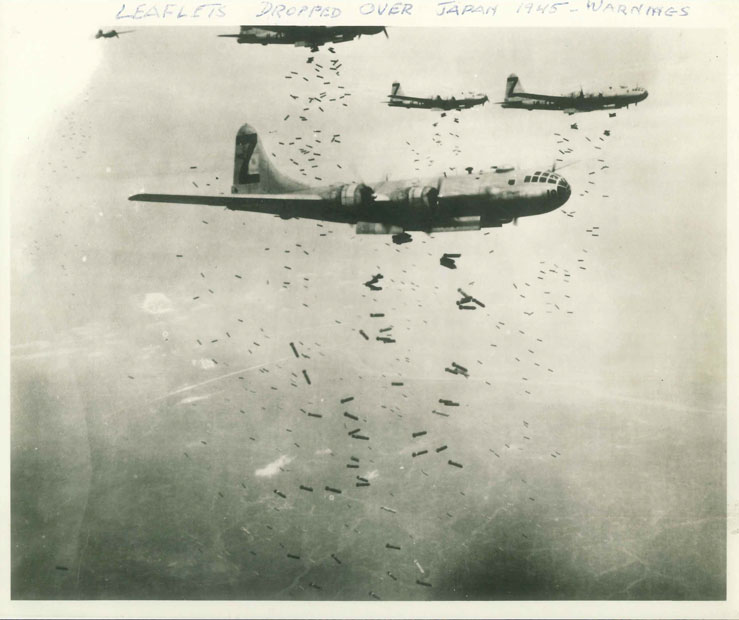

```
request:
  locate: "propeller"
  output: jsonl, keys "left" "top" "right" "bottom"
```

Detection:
{"left": 360, "top": 27, "right": 388, "bottom": 40}
{"left": 359, "top": 184, "right": 377, "bottom": 205}
{"left": 550, "top": 159, "right": 579, "bottom": 173}
{"left": 346, "top": 161, "right": 382, "bottom": 205}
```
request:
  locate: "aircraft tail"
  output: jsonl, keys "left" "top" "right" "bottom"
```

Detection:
{"left": 232, "top": 124, "right": 309, "bottom": 194}
{"left": 505, "top": 74, "right": 524, "bottom": 100}
{"left": 390, "top": 81, "right": 403, "bottom": 97}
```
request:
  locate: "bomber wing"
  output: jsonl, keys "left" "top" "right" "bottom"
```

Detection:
{"left": 254, "top": 26, "right": 308, "bottom": 34}
{"left": 223, "top": 26, "right": 294, "bottom": 34}
{"left": 386, "top": 95, "right": 441, "bottom": 108}
{"left": 387, "top": 94, "right": 428, "bottom": 102}
{"left": 217, "top": 26, "right": 301, "bottom": 38}
{"left": 513, "top": 92, "right": 573, "bottom": 103}
{"left": 387, "top": 95, "right": 433, "bottom": 105}
{"left": 255, "top": 25, "right": 336, "bottom": 43}
{"left": 128, "top": 192, "right": 357, "bottom": 224}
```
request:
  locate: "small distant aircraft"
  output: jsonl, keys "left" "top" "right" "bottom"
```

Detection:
{"left": 500, "top": 74, "right": 648, "bottom": 114}
{"left": 386, "top": 82, "right": 489, "bottom": 111}
{"left": 95, "top": 29, "right": 133, "bottom": 39}
{"left": 218, "top": 26, "right": 387, "bottom": 52}
{"left": 129, "top": 123, "right": 571, "bottom": 239}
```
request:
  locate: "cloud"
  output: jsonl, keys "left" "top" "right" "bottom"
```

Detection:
{"left": 178, "top": 394, "right": 213, "bottom": 405}
{"left": 141, "top": 293, "right": 174, "bottom": 315}
{"left": 192, "top": 359, "right": 217, "bottom": 370}
{"left": 255, "top": 455, "right": 293, "bottom": 478}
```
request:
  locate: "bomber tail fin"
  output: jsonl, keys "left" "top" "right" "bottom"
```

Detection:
{"left": 390, "top": 81, "right": 403, "bottom": 97}
{"left": 505, "top": 74, "right": 523, "bottom": 101}
{"left": 232, "top": 124, "right": 309, "bottom": 195}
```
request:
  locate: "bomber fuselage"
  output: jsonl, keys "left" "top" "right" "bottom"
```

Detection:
{"left": 291, "top": 168, "right": 571, "bottom": 232}
{"left": 503, "top": 87, "right": 648, "bottom": 112}
{"left": 387, "top": 96, "right": 489, "bottom": 111}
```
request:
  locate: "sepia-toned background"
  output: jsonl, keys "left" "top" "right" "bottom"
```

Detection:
{"left": 8, "top": 25, "right": 726, "bottom": 601}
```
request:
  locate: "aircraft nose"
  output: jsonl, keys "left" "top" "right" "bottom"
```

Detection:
{"left": 556, "top": 177, "right": 571, "bottom": 205}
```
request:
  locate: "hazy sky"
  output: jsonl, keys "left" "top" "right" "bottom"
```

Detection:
{"left": 4, "top": 17, "right": 730, "bottom": 611}
{"left": 12, "top": 26, "right": 726, "bottom": 396}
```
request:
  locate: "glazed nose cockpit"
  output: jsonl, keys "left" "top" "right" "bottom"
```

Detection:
{"left": 523, "top": 170, "right": 571, "bottom": 205}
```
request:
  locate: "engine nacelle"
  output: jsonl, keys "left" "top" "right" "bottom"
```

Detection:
{"left": 327, "top": 183, "right": 375, "bottom": 208}
{"left": 355, "top": 221, "right": 404, "bottom": 235}
{"left": 388, "top": 185, "right": 439, "bottom": 211}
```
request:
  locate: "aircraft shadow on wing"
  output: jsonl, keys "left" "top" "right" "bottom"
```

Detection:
{"left": 129, "top": 123, "right": 571, "bottom": 241}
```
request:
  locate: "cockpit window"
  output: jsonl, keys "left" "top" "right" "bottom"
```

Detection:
{"left": 524, "top": 175, "right": 531, "bottom": 183}
{"left": 531, "top": 175, "right": 539, "bottom": 183}
{"left": 548, "top": 178, "right": 556, "bottom": 183}
{"left": 508, "top": 179, "right": 515, "bottom": 185}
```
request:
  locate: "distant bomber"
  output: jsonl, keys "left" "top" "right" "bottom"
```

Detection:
{"left": 386, "top": 82, "right": 489, "bottom": 111}
{"left": 218, "top": 26, "right": 388, "bottom": 52}
{"left": 95, "top": 29, "right": 133, "bottom": 39}
{"left": 129, "top": 123, "right": 571, "bottom": 242}
{"left": 500, "top": 74, "right": 648, "bottom": 114}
